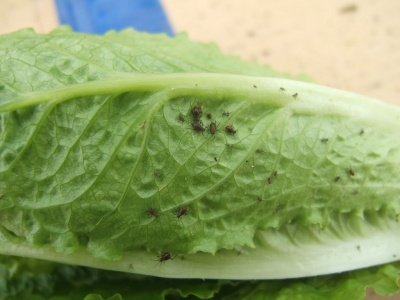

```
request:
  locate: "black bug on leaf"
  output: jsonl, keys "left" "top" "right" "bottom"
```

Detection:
{"left": 192, "top": 122, "right": 205, "bottom": 132}
{"left": 206, "top": 113, "right": 212, "bottom": 119}
{"left": 267, "top": 177, "right": 272, "bottom": 184}
{"left": 292, "top": 93, "right": 298, "bottom": 99}
{"left": 349, "top": 169, "right": 355, "bottom": 176}
{"left": 222, "top": 111, "right": 230, "bottom": 117}
{"left": 178, "top": 114, "right": 185, "bottom": 122}
{"left": 147, "top": 207, "right": 159, "bottom": 218}
{"left": 210, "top": 122, "right": 217, "bottom": 135}
{"left": 225, "top": 124, "right": 237, "bottom": 134}
{"left": 334, "top": 176, "right": 341, "bottom": 182}
{"left": 176, "top": 207, "right": 188, "bottom": 218}
{"left": 192, "top": 106, "right": 203, "bottom": 121}
{"left": 158, "top": 252, "right": 172, "bottom": 263}
{"left": 321, "top": 138, "right": 329, "bottom": 144}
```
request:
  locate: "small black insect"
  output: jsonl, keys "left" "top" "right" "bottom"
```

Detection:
{"left": 158, "top": 252, "right": 172, "bottom": 263}
{"left": 206, "top": 113, "right": 212, "bottom": 119}
{"left": 349, "top": 169, "right": 355, "bottom": 176}
{"left": 253, "top": 84, "right": 257, "bottom": 88}
{"left": 292, "top": 93, "right": 298, "bottom": 99}
{"left": 222, "top": 111, "right": 230, "bottom": 117}
{"left": 210, "top": 122, "right": 217, "bottom": 135}
{"left": 192, "top": 122, "right": 205, "bottom": 132}
{"left": 257, "top": 196, "right": 262, "bottom": 202}
{"left": 178, "top": 114, "right": 185, "bottom": 122}
{"left": 359, "top": 128, "right": 365, "bottom": 136}
{"left": 256, "top": 148, "right": 264, "bottom": 154}
{"left": 334, "top": 176, "right": 341, "bottom": 182}
{"left": 176, "top": 207, "right": 188, "bottom": 218}
{"left": 321, "top": 138, "right": 329, "bottom": 144}
{"left": 214, "top": 157, "right": 218, "bottom": 162}
{"left": 192, "top": 106, "right": 203, "bottom": 120}
{"left": 273, "top": 170, "right": 278, "bottom": 177}
{"left": 275, "top": 204, "right": 286, "bottom": 213}
{"left": 279, "top": 87, "right": 285, "bottom": 91}
{"left": 225, "top": 124, "right": 237, "bottom": 134}
{"left": 267, "top": 177, "right": 272, "bottom": 184}
{"left": 147, "top": 207, "right": 159, "bottom": 218}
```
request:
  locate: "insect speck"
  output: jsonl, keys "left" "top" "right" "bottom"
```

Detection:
{"left": 225, "top": 124, "right": 237, "bottom": 134}
{"left": 321, "top": 138, "right": 329, "bottom": 144}
{"left": 210, "top": 122, "right": 217, "bottom": 135}
{"left": 349, "top": 169, "right": 355, "bottom": 176}
{"left": 253, "top": 84, "right": 257, "bottom": 88}
{"left": 147, "top": 207, "right": 159, "bottom": 218}
{"left": 176, "top": 207, "right": 188, "bottom": 218}
{"left": 334, "top": 176, "right": 341, "bottom": 182}
{"left": 178, "top": 114, "right": 185, "bottom": 122}
{"left": 206, "top": 113, "right": 212, "bottom": 119}
{"left": 159, "top": 252, "right": 172, "bottom": 263}
{"left": 222, "top": 111, "right": 230, "bottom": 117}
{"left": 267, "top": 177, "right": 272, "bottom": 184}
{"left": 292, "top": 93, "right": 298, "bottom": 99}
{"left": 214, "top": 157, "right": 218, "bottom": 162}
{"left": 273, "top": 170, "right": 278, "bottom": 177}
{"left": 192, "top": 106, "right": 203, "bottom": 120}
{"left": 359, "top": 128, "right": 365, "bottom": 136}
{"left": 279, "top": 87, "right": 285, "bottom": 91}
{"left": 192, "top": 122, "right": 205, "bottom": 132}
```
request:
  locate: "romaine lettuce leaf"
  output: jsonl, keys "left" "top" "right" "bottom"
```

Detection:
{"left": 0, "top": 27, "right": 399, "bottom": 299}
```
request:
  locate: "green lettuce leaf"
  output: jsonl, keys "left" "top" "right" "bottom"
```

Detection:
{"left": 1, "top": 256, "right": 399, "bottom": 299}
{"left": 0, "top": 27, "right": 399, "bottom": 299}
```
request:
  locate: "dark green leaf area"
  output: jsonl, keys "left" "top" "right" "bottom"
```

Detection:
{"left": 1, "top": 92, "right": 400, "bottom": 259}
{"left": 1, "top": 256, "right": 399, "bottom": 300}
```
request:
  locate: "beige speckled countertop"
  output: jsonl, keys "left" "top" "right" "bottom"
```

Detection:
{"left": 0, "top": 1, "right": 399, "bottom": 299}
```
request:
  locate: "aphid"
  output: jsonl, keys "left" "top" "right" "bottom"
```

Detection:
{"left": 279, "top": 87, "right": 285, "bottom": 91}
{"left": 176, "top": 207, "right": 188, "bottom": 218}
{"left": 267, "top": 177, "right": 272, "bottom": 184}
{"left": 222, "top": 111, "right": 230, "bottom": 117}
{"left": 158, "top": 252, "right": 172, "bottom": 263}
{"left": 334, "top": 176, "right": 341, "bottom": 182}
{"left": 292, "top": 93, "right": 298, "bottom": 99}
{"left": 192, "top": 106, "right": 203, "bottom": 120}
{"left": 147, "top": 207, "right": 159, "bottom": 218}
{"left": 349, "top": 169, "right": 355, "bottom": 176}
{"left": 256, "top": 148, "right": 264, "bottom": 154}
{"left": 206, "top": 113, "right": 212, "bottom": 119}
{"left": 214, "top": 157, "right": 218, "bottom": 162}
{"left": 275, "top": 204, "right": 286, "bottom": 213}
{"left": 178, "top": 114, "right": 185, "bottom": 122}
{"left": 257, "top": 196, "right": 263, "bottom": 202}
{"left": 225, "top": 124, "right": 237, "bottom": 134}
{"left": 273, "top": 170, "right": 278, "bottom": 177}
{"left": 192, "top": 122, "right": 205, "bottom": 132}
{"left": 321, "top": 138, "right": 329, "bottom": 144}
{"left": 359, "top": 128, "right": 365, "bottom": 136}
{"left": 210, "top": 122, "right": 217, "bottom": 135}
{"left": 253, "top": 84, "right": 257, "bottom": 88}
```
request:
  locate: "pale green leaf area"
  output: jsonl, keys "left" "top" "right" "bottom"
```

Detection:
{"left": 0, "top": 27, "right": 399, "bottom": 298}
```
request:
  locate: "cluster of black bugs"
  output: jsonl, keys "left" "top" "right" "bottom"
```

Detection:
{"left": 144, "top": 205, "right": 189, "bottom": 264}
{"left": 177, "top": 104, "right": 238, "bottom": 137}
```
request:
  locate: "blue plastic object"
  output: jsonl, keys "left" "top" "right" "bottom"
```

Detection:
{"left": 55, "top": 0, "right": 174, "bottom": 35}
